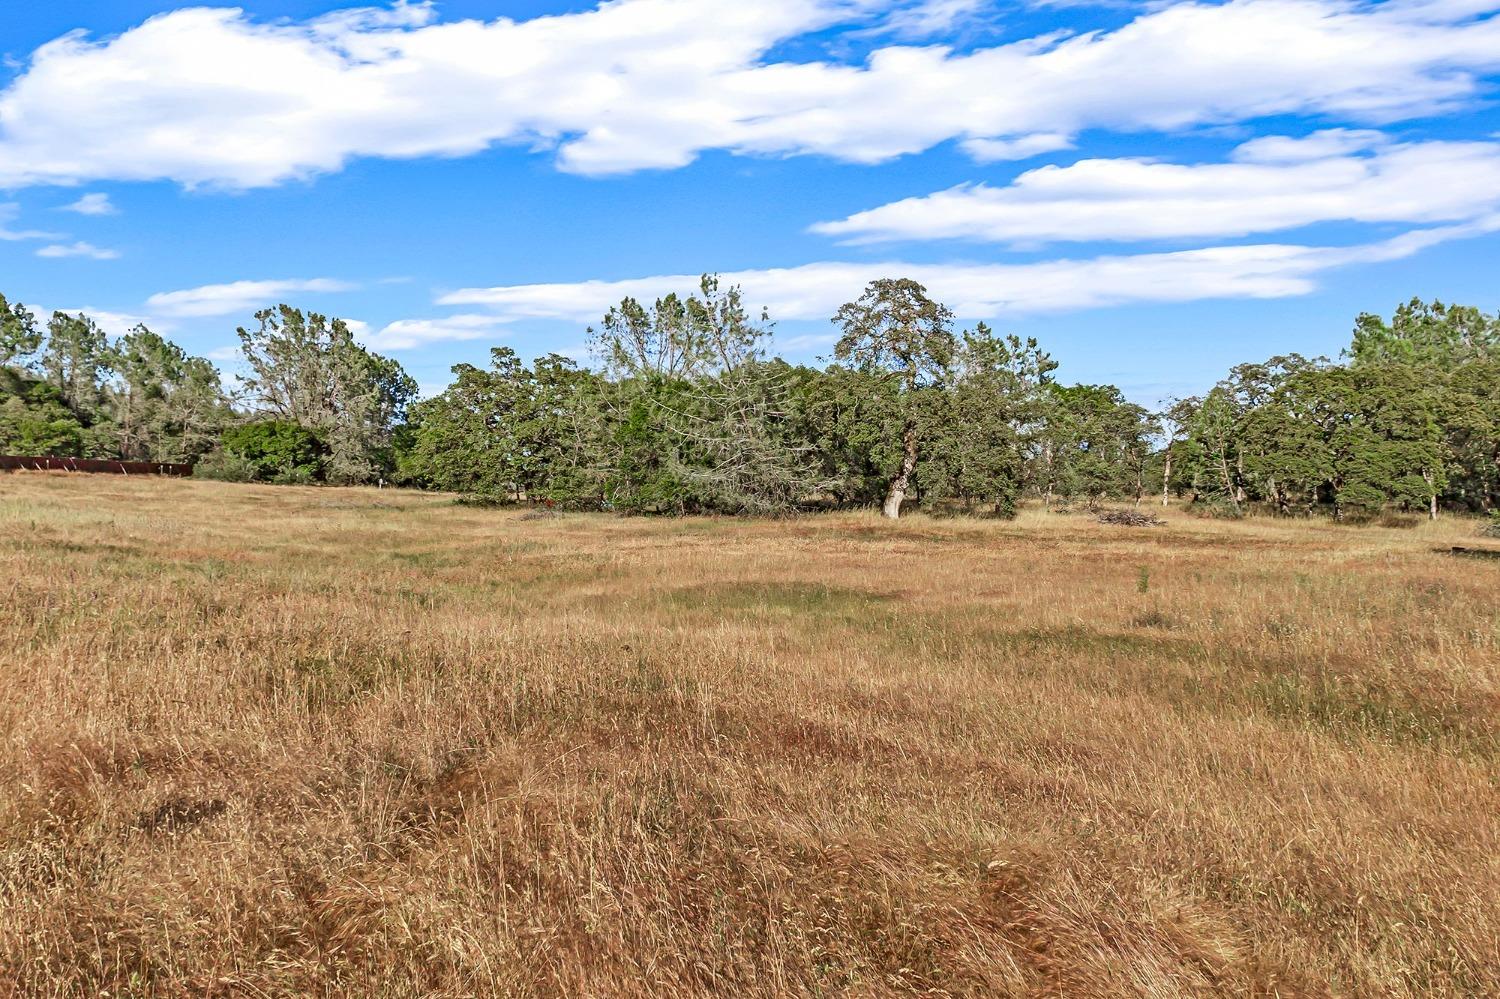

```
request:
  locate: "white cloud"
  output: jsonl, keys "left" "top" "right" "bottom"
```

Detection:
{"left": 145, "top": 278, "right": 357, "bottom": 317}
{"left": 62, "top": 192, "right": 117, "bottom": 215}
{"left": 0, "top": 0, "right": 1496, "bottom": 187}
{"left": 872, "top": 0, "right": 996, "bottom": 38}
{"left": 36, "top": 240, "right": 120, "bottom": 260}
{"left": 49, "top": 308, "right": 162, "bottom": 335}
{"left": 438, "top": 217, "right": 1500, "bottom": 326}
{"left": 1231, "top": 128, "right": 1389, "bottom": 164}
{"left": 0, "top": 203, "right": 59, "bottom": 241}
{"left": 811, "top": 135, "right": 1500, "bottom": 244}
{"left": 365, "top": 313, "right": 513, "bottom": 351}
{"left": 961, "top": 133, "right": 1074, "bottom": 162}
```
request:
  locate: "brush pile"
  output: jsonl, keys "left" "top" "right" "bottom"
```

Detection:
{"left": 1097, "top": 509, "right": 1164, "bottom": 527}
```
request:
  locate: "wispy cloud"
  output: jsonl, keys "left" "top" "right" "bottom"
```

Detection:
{"left": 145, "top": 278, "right": 357, "bottom": 318}
{"left": 438, "top": 219, "right": 1500, "bottom": 327}
{"left": 0, "top": 202, "right": 59, "bottom": 241}
{"left": 813, "top": 134, "right": 1500, "bottom": 245}
{"left": 37, "top": 240, "right": 120, "bottom": 260}
{"left": 62, "top": 192, "right": 117, "bottom": 216}
{"left": 366, "top": 314, "right": 514, "bottom": 351}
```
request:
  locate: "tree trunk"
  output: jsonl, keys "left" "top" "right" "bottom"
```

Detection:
{"left": 883, "top": 420, "right": 919, "bottom": 519}
{"left": 1219, "top": 448, "right": 1241, "bottom": 515}
{"left": 1424, "top": 469, "right": 1438, "bottom": 520}
{"left": 1161, "top": 449, "right": 1172, "bottom": 507}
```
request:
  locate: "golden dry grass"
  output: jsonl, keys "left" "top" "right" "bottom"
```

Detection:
{"left": 1, "top": 473, "right": 1496, "bottom": 998}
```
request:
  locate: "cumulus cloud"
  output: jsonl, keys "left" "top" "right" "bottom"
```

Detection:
{"left": 433, "top": 218, "right": 1500, "bottom": 331}
{"left": 36, "top": 240, "right": 120, "bottom": 260}
{"left": 811, "top": 134, "right": 1500, "bottom": 244}
{"left": 62, "top": 192, "right": 117, "bottom": 215}
{"left": 0, "top": 0, "right": 1496, "bottom": 187}
{"left": 145, "top": 278, "right": 358, "bottom": 317}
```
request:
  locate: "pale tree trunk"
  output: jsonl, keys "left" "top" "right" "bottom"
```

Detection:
{"left": 1219, "top": 447, "right": 1241, "bottom": 515}
{"left": 1424, "top": 469, "right": 1438, "bottom": 520}
{"left": 883, "top": 421, "right": 919, "bottom": 519}
{"left": 1161, "top": 448, "right": 1173, "bottom": 507}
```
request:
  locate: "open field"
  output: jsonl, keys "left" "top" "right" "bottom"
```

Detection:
{"left": 1, "top": 475, "right": 1496, "bottom": 997}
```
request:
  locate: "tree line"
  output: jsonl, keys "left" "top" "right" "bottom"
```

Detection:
{"left": 2, "top": 280, "right": 1494, "bottom": 520}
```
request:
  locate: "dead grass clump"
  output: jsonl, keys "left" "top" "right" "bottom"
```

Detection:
{"left": 134, "top": 796, "right": 227, "bottom": 835}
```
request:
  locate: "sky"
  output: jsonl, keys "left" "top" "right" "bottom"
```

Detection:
{"left": 2, "top": 0, "right": 1498, "bottom": 403}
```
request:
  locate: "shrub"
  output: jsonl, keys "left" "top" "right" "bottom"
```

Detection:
{"left": 1190, "top": 497, "right": 1244, "bottom": 520}
{"left": 219, "top": 420, "right": 325, "bottom": 483}
{"left": 192, "top": 449, "right": 257, "bottom": 483}
{"left": 271, "top": 464, "right": 319, "bottom": 486}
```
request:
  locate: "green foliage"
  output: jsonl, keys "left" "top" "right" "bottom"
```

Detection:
{"left": 3, "top": 281, "right": 1487, "bottom": 527}
{"left": 0, "top": 295, "right": 229, "bottom": 464}
{"left": 834, "top": 278, "right": 956, "bottom": 517}
{"left": 191, "top": 448, "right": 258, "bottom": 482}
{"left": 589, "top": 276, "right": 828, "bottom": 514}
{"left": 107, "top": 325, "right": 230, "bottom": 462}
{"left": 219, "top": 419, "right": 326, "bottom": 482}
{"left": 237, "top": 306, "right": 416, "bottom": 484}
{"left": 920, "top": 324, "right": 1055, "bottom": 516}
{"left": 0, "top": 294, "right": 42, "bottom": 367}
{"left": 0, "top": 376, "right": 85, "bottom": 456}
{"left": 1033, "top": 382, "right": 1155, "bottom": 508}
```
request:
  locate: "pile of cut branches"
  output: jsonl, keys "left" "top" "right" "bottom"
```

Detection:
{"left": 1097, "top": 509, "right": 1164, "bottom": 527}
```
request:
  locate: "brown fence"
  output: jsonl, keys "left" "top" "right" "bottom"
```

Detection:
{"left": 0, "top": 455, "right": 194, "bottom": 476}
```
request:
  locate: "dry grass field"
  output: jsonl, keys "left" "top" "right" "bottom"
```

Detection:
{"left": 1, "top": 473, "right": 1497, "bottom": 998}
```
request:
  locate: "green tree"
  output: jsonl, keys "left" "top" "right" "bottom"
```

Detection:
{"left": 1034, "top": 383, "right": 1154, "bottom": 508}
{"left": 41, "top": 312, "right": 109, "bottom": 426}
{"left": 833, "top": 278, "right": 956, "bottom": 518}
{"left": 792, "top": 363, "right": 901, "bottom": 508}
{"left": 591, "top": 276, "right": 824, "bottom": 514}
{"left": 401, "top": 347, "right": 534, "bottom": 500}
{"left": 237, "top": 306, "right": 417, "bottom": 484}
{"left": 0, "top": 295, "right": 42, "bottom": 368}
{"left": 219, "top": 420, "right": 327, "bottom": 482}
{"left": 107, "top": 325, "right": 229, "bottom": 462}
{"left": 922, "top": 324, "right": 1054, "bottom": 516}
{"left": 0, "top": 378, "right": 85, "bottom": 456}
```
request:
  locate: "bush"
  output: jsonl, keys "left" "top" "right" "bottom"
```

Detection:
{"left": 271, "top": 464, "right": 319, "bottom": 486}
{"left": 1190, "top": 497, "right": 1244, "bottom": 520}
{"left": 219, "top": 420, "right": 325, "bottom": 483}
{"left": 192, "top": 449, "right": 257, "bottom": 482}
{"left": 1481, "top": 513, "right": 1500, "bottom": 539}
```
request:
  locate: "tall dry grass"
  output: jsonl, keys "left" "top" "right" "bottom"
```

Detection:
{"left": 0, "top": 473, "right": 1496, "bottom": 997}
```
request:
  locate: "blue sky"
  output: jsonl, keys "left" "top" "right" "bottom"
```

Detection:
{"left": 2, "top": 0, "right": 1498, "bottom": 403}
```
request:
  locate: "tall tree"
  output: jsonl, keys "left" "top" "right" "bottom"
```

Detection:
{"left": 591, "top": 276, "right": 824, "bottom": 514}
{"left": 922, "top": 324, "right": 1055, "bottom": 516}
{"left": 0, "top": 295, "right": 41, "bottom": 368}
{"left": 41, "top": 312, "right": 109, "bottom": 424}
{"left": 107, "top": 325, "right": 229, "bottom": 462}
{"left": 237, "top": 306, "right": 417, "bottom": 484}
{"left": 833, "top": 279, "right": 956, "bottom": 518}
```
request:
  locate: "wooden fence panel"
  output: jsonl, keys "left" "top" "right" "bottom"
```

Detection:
{"left": 0, "top": 455, "right": 194, "bottom": 476}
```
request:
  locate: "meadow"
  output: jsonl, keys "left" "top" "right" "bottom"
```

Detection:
{"left": 1, "top": 474, "right": 1496, "bottom": 997}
